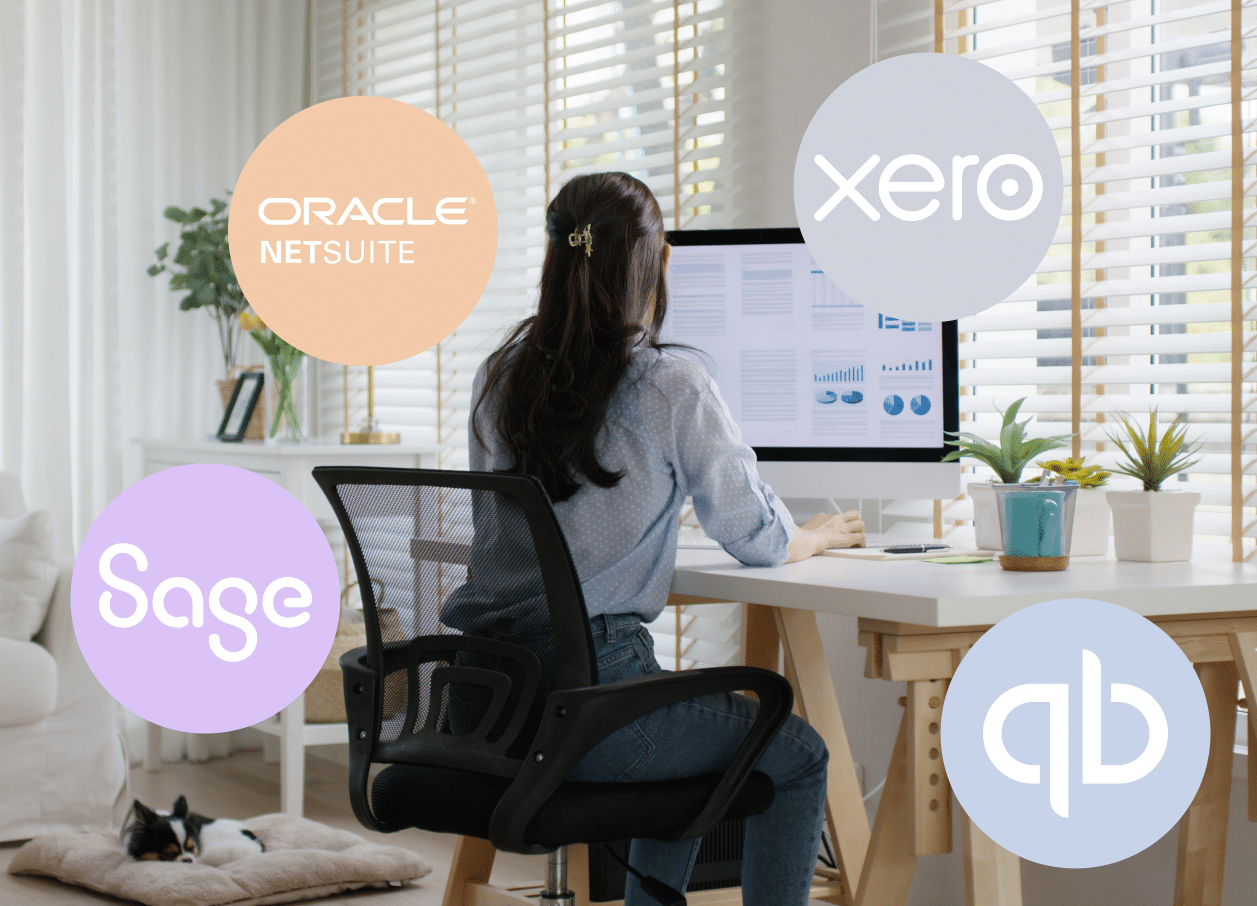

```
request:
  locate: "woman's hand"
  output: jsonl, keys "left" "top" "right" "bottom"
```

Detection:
{"left": 785, "top": 511, "right": 866, "bottom": 563}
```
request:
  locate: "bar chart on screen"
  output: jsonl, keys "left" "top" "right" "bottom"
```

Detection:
{"left": 883, "top": 359, "right": 934, "bottom": 372}
{"left": 813, "top": 362, "right": 864, "bottom": 383}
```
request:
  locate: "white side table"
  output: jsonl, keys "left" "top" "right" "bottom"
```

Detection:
{"left": 137, "top": 438, "right": 439, "bottom": 815}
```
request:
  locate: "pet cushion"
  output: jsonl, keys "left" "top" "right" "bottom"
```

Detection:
{"left": 8, "top": 813, "right": 430, "bottom": 906}
{"left": 0, "top": 511, "right": 58, "bottom": 642}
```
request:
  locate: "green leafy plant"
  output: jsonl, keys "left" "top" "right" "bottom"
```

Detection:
{"left": 147, "top": 193, "right": 244, "bottom": 376}
{"left": 1036, "top": 456, "right": 1110, "bottom": 488}
{"left": 1106, "top": 410, "right": 1202, "bottom": 491}
{"left": 240, "top": 311, "right": 306, "bottom": 441}
{"left": 943, "top": 397, "right": 1073, "bottom": 484}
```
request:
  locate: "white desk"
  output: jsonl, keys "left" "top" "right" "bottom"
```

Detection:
{"left": 137, "top": 438, "right": 439, "bottom": 816}
{"left": 669, "top": 549, "right": 1257, "bottom": 906}
{"left": 671, "top": 549, "right": 1257, "bottom": 626}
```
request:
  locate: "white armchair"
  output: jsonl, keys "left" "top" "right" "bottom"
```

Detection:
{"left": 0, "top": 472, "right": 127, "bottom": 841}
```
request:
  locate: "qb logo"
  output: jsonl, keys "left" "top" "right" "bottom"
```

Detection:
{"left": 794, "top": 53, "right": 1063, "bottom": 323}
{"left": 983, "top": 650, "right": 1167, "bottom": 819}
{"left": 942, "top": 599, "right": 1209, "bottom": 869}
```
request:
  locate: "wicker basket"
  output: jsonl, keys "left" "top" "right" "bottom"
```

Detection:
{"left": 304, "top": 615, "right": 368, "bottom": 724}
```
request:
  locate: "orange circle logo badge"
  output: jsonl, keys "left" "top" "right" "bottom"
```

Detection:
{"left": 229, "top": 96, "right": 497, "bottom": 366}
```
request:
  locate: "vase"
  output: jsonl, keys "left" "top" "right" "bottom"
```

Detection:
{"left": 1107, "top": 490, "right": 1200, "bottom": 562}
{"left": 992, "top": 483, "right": 1078, "bottom": 571}
{"left": 265, "top": 353, "right": 306, "bottom": 444}
{"left": 1069, "top": 487, "right": 1111, "bottom": 557}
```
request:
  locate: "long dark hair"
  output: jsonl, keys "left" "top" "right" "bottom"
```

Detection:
{"left": 472, "top": 172, "right": 670, "bottom": 503}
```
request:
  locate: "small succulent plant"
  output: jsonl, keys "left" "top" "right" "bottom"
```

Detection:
{"left": 1036, "top": 456, "right": 1110, "bottom": 489}
{"left": 943, "top": 397, "right": 1074, "bottom": 485}
{"left": 1106, "top": 410, "right": 1202, "bottom": 492}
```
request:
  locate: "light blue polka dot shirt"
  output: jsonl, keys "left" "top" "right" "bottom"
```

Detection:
{"left": 466, "top": 345, "right": 795, "bottom": 625}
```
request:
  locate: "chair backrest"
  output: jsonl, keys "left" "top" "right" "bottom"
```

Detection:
{"left": 314, "top": 467, "right": 597, "bottom": 779}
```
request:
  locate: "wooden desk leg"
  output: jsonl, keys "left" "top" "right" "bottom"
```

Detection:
{"left": 1251, "top": 719, "right": 1257, "bottom": 825}
{"left": 907, "top": 679, "right": 951, "bottom": 856}
{"left": 855, "top": 709, "right": 915, "bottom": 906}
{"left": 1174, "top": 660, "right": 1238, "bottom": 906}
{"left": 775, "top": 607, "right": 871, "bottom": 904}
{"left": 1228, "top": 631, "right": 1257, "bottom": 822}
{"left": 744, "top": 602, "right": 780, "bottom": 672}
{"left": 441, "top": 836, "right": 496, "bottom": 906}
{"left": 568, "top": 843, "right": 592, "bottom": 906}
{"left": 960, "top": 805, "right": 1022, "bottom": 906}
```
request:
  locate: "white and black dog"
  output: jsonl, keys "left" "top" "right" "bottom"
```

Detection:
{"left": 122, "top": 796, "right": 264, "bottom": 866}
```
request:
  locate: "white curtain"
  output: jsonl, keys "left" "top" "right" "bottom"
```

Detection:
{"left": 0, "top": 0, "right": 308, "bottom": 550}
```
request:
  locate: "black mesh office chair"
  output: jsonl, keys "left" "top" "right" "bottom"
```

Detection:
{"left": 314, "top": 467, "right": 794, "bottom": 906}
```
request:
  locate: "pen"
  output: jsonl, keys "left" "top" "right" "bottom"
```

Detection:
{"left": 882, "top": 544, "right": 950, "bottom": 554}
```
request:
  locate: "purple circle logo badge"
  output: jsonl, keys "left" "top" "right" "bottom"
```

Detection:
{"left": 71, "top": 464, "right": 340, "bottom": 733}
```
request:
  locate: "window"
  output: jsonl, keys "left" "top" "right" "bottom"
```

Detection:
{"left": 312, "top": 0, "right": 731, "bottom": 464}
{"left": 311, "top": 0, "right": 737, "bottom": 664}
{"left": 883, "top": 0, "right": 1257, "bottom": 561}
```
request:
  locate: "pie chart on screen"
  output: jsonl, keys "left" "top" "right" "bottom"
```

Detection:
{"left": 911, "top": 394, "right": 931, "bottom": 415}
{"left": 883, "top": 395, "right": 904, "bottom": 416}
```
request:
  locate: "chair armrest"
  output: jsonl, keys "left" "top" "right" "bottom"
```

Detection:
{"left": 340, "top": 648, "right": 391, "bottom": 832}
{"left": 488, "top": 666, "right": 792, "bottom": 854}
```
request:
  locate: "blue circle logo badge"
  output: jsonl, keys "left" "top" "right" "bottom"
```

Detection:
{"left": 942, "top": 599, "right": 1209, "bottom": 868}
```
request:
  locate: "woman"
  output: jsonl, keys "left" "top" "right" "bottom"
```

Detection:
{"left": 464, "top": 172, "right": 863, "bottom": 905}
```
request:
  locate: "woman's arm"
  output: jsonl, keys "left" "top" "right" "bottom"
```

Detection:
{"left": 785, "top": 512, "right": 866, "bottom": 563}
{"left": 663, "top": 360, "right": 867, "bottom": 565}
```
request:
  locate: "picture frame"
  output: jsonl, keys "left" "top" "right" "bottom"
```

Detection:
{"left": 216, "top": 372, "right": 265, "bottom": 442}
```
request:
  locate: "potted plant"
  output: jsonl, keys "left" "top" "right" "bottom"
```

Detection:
{"left": 943, "top": 398, "right": 1073, "bottom": 550}
{"left": 1037, "top": 456, "right": 1111, "bottom": 556}
{"left": 1105, "top": 410, "right": 1202, "bottom": 562}
{"left": 147, "top": 194, "right": 262, "bottom": 436}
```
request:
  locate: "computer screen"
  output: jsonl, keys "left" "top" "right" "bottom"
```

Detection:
{"left": 662, "top": 228, "right": 960, "bottom": 500}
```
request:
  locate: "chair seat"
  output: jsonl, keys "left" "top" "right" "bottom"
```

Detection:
{"left": 371, "top": 764, "right": 775, "bottom": 848}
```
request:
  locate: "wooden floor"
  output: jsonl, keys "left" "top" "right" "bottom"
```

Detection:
{"left": 0, "top": 751, "right": 546, "bottom": 906}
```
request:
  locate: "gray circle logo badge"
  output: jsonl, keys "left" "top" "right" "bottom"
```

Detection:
{"left": 794, "top": 53, "right": 1063, "bottom": 322}
{"left": 942, "top": 599, "right": 1209, "bottom": 868}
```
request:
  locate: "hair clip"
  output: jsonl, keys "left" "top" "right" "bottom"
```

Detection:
{"left": 568, "top": 224, "right": 593, "bottom": 257}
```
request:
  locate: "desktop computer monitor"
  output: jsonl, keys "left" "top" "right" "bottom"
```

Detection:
{"left": 662, "top": 228, "right": 960, "bottom": 500}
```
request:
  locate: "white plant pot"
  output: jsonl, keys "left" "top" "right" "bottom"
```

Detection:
{"left": 968, "top": 482, "right": 1002, "bottom": 551}
{"left": 1106, "top": 490, "right": 1201, "bottom": 562}
{"left": 1069, "top": 487, "right": 1111, "bottom": 556}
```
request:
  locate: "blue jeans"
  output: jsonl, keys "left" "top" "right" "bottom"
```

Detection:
{"left": 567, "top": 613, "right": 829, "bottom": 906}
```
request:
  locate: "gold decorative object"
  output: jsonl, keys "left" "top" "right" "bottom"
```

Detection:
{"left": 341, "top": 365, "right": 401, "bottom": 444}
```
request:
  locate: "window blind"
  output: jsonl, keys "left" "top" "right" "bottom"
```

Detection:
{"left": 312, "top": 0, "right": 732, "bottom": 457}
{"left": 310, "top": 0, "right": 739, "bottom": 664}
{"left": 882, "top": 0, "right": 1257, "bottom": 561}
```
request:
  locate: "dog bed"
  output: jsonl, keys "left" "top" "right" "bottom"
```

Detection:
{"left": 8, "top": 813, "right": 431, "bottom": 906}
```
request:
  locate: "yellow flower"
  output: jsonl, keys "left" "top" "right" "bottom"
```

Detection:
{"left": 239, "top": 311, "right": 266, "bottom": 331}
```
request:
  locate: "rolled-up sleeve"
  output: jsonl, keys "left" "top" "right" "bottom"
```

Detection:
{"left": 664, "top": 364, "right": 794, "bottom": 566}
